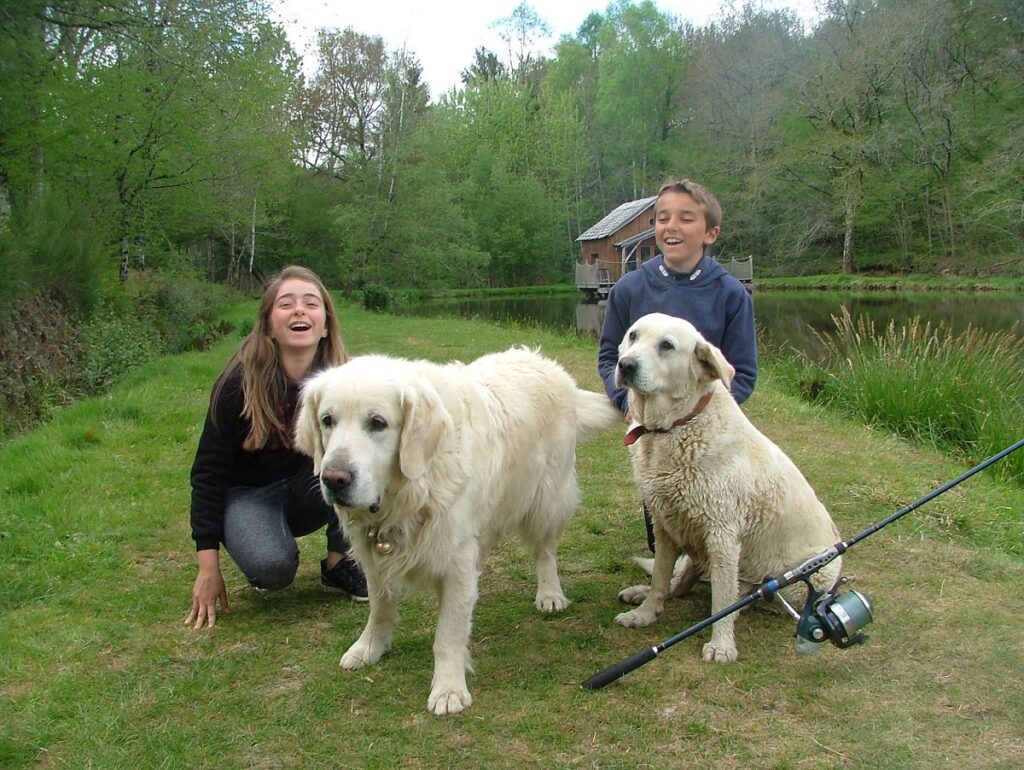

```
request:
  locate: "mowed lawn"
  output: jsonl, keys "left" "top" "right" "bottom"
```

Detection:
{"left": 2, "top": 301, "right": 1023, "bottom": 769}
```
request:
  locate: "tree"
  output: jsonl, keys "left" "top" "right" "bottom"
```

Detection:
{"left": 304, "top": 28, "right": 389, "bottom": 178}
{"left": 490, "top": 1, "right": 551, "bottom": 84}
{"left": 798, "top": 0, "right": 911, "bottom": 273}
{"left": 0, "top": 1, "right": 303, "bottom": 286}
{"left": 593, "top": 1, "right": 685, "bottom": 201}
{"left": 460, "top": 47, "right": 507, "bottom": 86}
{"left": 893, "top": 0, "right": 1024, "bottom": 264}
{"left": 676, "top": 3, "right": 806, "bottom": 262}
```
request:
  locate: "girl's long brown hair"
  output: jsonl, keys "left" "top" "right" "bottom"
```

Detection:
{"left": 212, "top": 266, "right": 347, "bottom": 451}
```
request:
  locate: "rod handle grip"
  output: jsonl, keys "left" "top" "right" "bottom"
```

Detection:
{"left": 581, "top": 646, "right": 658, "bottom": 690}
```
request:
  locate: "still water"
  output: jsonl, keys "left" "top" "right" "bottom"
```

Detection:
{"left": 396, "top": 290, "right": 1024, "bottom": 357}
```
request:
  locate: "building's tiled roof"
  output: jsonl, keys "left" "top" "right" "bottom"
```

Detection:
{"left": 616, "top": 226, "right": 654, "bottom": 248}
{"left": 576, "top": 196, "right": 656, "bottom": 241}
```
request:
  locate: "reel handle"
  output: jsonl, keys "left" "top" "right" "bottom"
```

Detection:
{"left": 581, "top": 646, "right": 658, "bottom": 690}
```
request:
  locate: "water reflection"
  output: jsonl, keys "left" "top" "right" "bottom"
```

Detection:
{"left": 575, "top": 301, "right": 606, "bottom": 337}
{"left": 396, "top": 291, "right": 1024, "bottom": 358}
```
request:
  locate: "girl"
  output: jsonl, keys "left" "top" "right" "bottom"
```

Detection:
{"left": 186, "top": 266, "right": 366, "bottom": 630}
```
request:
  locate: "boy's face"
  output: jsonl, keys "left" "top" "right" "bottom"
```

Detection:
{"left": 654, "top": 191, "right": 720, "bottom": 273}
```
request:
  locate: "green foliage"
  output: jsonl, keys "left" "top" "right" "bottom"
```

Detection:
{"left": 592, "top": 1, "right": 685, "bottom": 199}
{"left": 4, "top": 0, "right": 1022, "bottom": 305}
{"left": 123, "top": 271, "right": 236, "bottom": 353}
{"left": 776, "top": 308, "right": 1024, "bottom": 485}
{"left": 0, "top": 271, "right": 238, "bottom": 439}
{"left": 467, "top": 150, "right": 565, "bottom": 286}
{"left": 75, "top": 312, "right": 163, "bottom": 393}
{"left": 0, "top": 188, "right": 107, "bottom": 311}
{"left": 0, "top": 2, "right": 303, "bottom": 293}
{"left": 361, "top": 284, "right": 393, "bottom": 313}
{"left": 0, "top": 292, "right": 79, "bottom": 438}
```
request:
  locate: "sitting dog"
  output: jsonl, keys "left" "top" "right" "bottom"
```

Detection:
{"left": 613, "top": 313, "right": 842, "bottom": 662}
{"left": 295, "top": 348, "right": 619, "bottom": 714}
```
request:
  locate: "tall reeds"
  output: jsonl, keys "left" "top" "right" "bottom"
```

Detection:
{"left": 779, "top": 307, "right": 1024, "bottom": 485}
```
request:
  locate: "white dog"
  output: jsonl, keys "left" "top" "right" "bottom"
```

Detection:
{"left": 295, "top": 348, "right": 619, "bottom": 715}
{"left": 613, "top": 313, "right": 842, "bottom": 662}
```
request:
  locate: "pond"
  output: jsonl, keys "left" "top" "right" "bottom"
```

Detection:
{"left": 395, "top": 290, "right": 1024, "bottom": 357}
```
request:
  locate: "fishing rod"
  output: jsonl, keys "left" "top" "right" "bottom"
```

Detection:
{"left": 581, "top": 437, "right": 1024, "bottom": 691}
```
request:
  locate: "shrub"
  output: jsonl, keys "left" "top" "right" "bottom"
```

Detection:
{"left": 125, "top": 271, "right": 236, "bottom": 353}
{"left": 782, "top": 307, "right": 1024, "bottom": 485}
{"left": 0, "top": 293, "right": 79, "bottom": 438}
{"left": 75, "top": 312, "right": 163, "bottom": 393}
{"left": 0, "top": 270, "right": 241, "bottom": 439}
{"left": 0, "top": 188, "right": 107, "bottom": 313}
{"left": 362, "top": 284, "right": 393, "bottom": 313}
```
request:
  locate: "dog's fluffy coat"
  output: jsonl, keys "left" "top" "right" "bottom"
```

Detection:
{"left": 614, "top": 313, "right": 842, "bottom": 662}
{"left": 295, "top": 348, "right": 619, "bottom": 715}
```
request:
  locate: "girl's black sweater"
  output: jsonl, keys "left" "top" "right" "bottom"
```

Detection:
{"left": 189, "top": 367, "right": 310, "bottom": 551}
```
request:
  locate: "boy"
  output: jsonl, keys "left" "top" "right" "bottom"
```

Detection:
{"left": 597, "top": 178, "right": 757, "bottom": 552}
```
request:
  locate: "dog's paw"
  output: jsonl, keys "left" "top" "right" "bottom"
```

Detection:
{"left": 535, "top": 591, "right": 570, "bottom": 613}
{"left": 701, "top": 642, "right": 738, "bottom": 663}
{"left": 339, "top": 641, "right": 384, "bottom": 670}
{"left": 615, "top": 607, "right": 659, "bottom": 628}
{"left": 427, "top": 684, "right": 472, "bottom": 715}
{"left": 617, "top": 584, "right": 650, "bottom": 605}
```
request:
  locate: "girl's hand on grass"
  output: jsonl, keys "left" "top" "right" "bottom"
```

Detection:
{"left": 186, "top": 550, "right": 228, "bottom": 629}
{"left": 186, "top": 571, "right": 229, "bottom": 629}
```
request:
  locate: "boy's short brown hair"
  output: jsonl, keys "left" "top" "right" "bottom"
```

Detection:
{"left": 656, "top": 178, "right": 722, "bottom": 230}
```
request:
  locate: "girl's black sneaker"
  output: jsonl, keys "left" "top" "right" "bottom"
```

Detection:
{"left": 320, "top": 556, "right": 369, "bottom": 601}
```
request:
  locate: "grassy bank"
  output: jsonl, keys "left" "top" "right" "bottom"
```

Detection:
{"left": 2, "top": 303, "right": 1023, "bottom": 768}
{"left": 764, "top": 308, "right": 1024, "bottom": 500}
{"left": 756, "top": 273, "right": 1024, "bottom": 293}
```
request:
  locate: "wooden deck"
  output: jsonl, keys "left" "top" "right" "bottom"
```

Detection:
{"left": 576, "top": 254, "right": 753, "bottom": 297}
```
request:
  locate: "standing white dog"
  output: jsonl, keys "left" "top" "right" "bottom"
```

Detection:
{"left": 613, "top": 313, "right": 842, "bottom": 662}
{"left": 295, "top": 348, "right": 619, "bottom": 715}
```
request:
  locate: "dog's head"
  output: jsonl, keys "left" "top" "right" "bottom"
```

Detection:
{"left": 616, "top": 313, "right": 734, "bottom": 410}
{"left": 295, "top": 355, "right": 452, "bottom": 514}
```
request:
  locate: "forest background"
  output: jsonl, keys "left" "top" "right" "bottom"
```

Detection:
{"left": 1, "top": 0, "right": 1022, "bottom": 436}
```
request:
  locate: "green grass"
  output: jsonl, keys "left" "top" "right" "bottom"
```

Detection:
{"left": 756, "top": 273, "right": 1024, "bottom": 293}
{"left": 3, "top": 301, "right": 1024, "bottom": 768}
{"left": 768, "top": 307, "right": 1024, "bottom": 506}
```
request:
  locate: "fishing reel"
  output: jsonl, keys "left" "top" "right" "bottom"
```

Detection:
{"left": 793, "top": 577, "right": 873, "bottom": 654}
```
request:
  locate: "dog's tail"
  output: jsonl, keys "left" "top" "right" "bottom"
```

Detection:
{"left": 575, "top": 389, "right": 622, "bottom": 442}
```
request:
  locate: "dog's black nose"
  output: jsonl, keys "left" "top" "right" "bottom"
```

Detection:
{"left": 321, "top": 468, "right": 353, "bottom": 493}
{"left": 618, "top": 356, "right": 638, "bottom": 383}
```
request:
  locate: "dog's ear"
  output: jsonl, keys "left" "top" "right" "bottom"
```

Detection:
{"left": 399, "top": 378, "right": 452, "bottom": 480}
{"left": 695, "top": 340, "right": 735, "bottom": 390}
{"left": 295, "top": 375, "right": 325, "bottom": 472}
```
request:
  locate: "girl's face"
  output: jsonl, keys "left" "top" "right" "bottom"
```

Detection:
{"left": 268, "top": 278, "right": 328, "bottom": 355}
{"left": 654, "top": 191, "right": 720, "bottom": 273}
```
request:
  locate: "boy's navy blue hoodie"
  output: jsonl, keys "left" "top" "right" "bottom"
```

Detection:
{"left": 598, "top": 254, "right": 757, "bottom": 412}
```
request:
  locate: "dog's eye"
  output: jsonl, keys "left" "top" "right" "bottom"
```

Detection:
{"left": 320, "top": 413, "right": 333, "bottom": 428}
{"left": 628, "top": 330, "right": 638, "bottom": 343}
{"left": 368, "top": 415, "right": 388, "bottom": 432}
{"left": 658, "top": 339, "right": 675, "bottom": 352}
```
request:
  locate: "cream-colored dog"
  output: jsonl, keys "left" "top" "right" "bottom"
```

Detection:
{"left": 613, "top": 313, "right": 842, "bottom": 662}
{"left": 295, "top": 348, "right": 619, "bottom": 715}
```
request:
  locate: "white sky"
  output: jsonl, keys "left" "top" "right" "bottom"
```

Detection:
{"left": 271, "top": 0, "right": 822, "bottom": 101}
